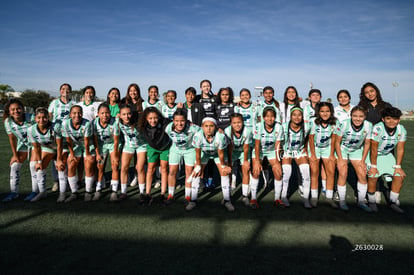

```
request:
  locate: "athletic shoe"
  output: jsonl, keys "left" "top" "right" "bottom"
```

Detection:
{"left": 303, "top": 199, "right": 312, "bottom": 209}
{"left": 144, "top": 194, "right": 153, "bottom": 206}
{"left": 130, "top": 176, "right": 137, "bottom": 187}
{"left": 298, "top": 185, "right": 304, "bottom": 198}
{"left": 64, "top": 193, "right": 77, "bottom": 203}
{"left": 52, "top": 182, "right": 59, "bottom": 192}
{"left": 368, "top": 203, "right": 378, "bottom": 212}
{"left": 250, "top": 199, "right": 259, "bottom": 210}
{"left": 109, "top": 192, "right": 118, "bottom": 202}
{"left": 138, "top": 193, "right": 146, "bottom": 205}
{"left": 333, "top": 191, "right": 340, "bottom": 202}
{"left": 2, "top": 192, "right": 19, "bottom": 202}
{"left": 164, "top": 194, "right": 175, "bottom": 205}
{"left": 175, "top": 184, "right": 182, "bottom": 190}
{"left": 358, "top": 203, "right": 373, "bottom": 213}
{"left": 30, "top": 191, "right": 47, "bottom": 202}
{"left": 118, "top": 193, "right": 128, "bottom": 201}
{"left": 24, "top": 192, "right": 38, "bottom": 201}
{"left": 310, "top": 198, "right": 318, "bottom": 208}
{"left": 84, "top": 192, "right": 92, "bottom": 202}
{"left": 56, "top": 193, "right": 66, "bottom": 203}
{"left": 223, "top": 200, "right": 235, "bottom": 212}
{"left": 154, "top": 180, "right": 161, "bottom": 189}
{"left": 274, "top": 199, "right": 285, "bottom": 208}
{"left": 241, "top": 196, "right": 250, "bottom": 207}
{"left": 390, "top": 203, "right": 404, "bottom": 214}
{"left": 375, "top": 191, "right": 382, "bottom": 204}
{"left": 92, "top": 191, "right": 101, "bottom": 201}
{"left": 339, "top": 201, "right": 349, "bottom": 211}
{"left": 185, "top": 201, "right": 197, "bottom": 211}
{"left": 184, "top": 196, "right": 191, "bottom": 206}
{"left": 281, "top": 197, "right": 290, "bottom": 207}
{"left": 326, "top": 199, "right": 338, "bottom": 209}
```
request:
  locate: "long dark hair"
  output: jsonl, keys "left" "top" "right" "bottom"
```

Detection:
{"left": 359, "top": 82, "right": 386, "bottom": 112}
{"left": 34, "top": 107, "right": 52, "bottom": 129}
{"left": 137, "top": 106, "right": 164, "bottom": 131}
{"left": 263, "top": 86, "right": 280, "bottom": 109}
{"left": 217, "top": 87, "right": 234, "bottom": 105}
{"left": 118, "top": 104, "right": 136, "bottom": 126}
{"left": 314, "top": 102, "right": 337, "bottom": 125}
{"left": 106, "top": 87, "right": 121, "bottom": 105}
{"left": 125, "top": 83, "right": 143, "bottom": 113}
{"left": 172, "top": 108, "right": 189, "bottom": 131}
{"left": 287, "top": 107, "right": 308, "bottom": 149}
{"left": 3, "top": 98, "right": 25, "bottom": 120}
{"left": 283, "top": 86, "right": 300, "bottom": 116}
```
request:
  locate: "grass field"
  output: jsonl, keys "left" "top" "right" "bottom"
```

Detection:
{"left": 1, "top": 119, "right": 413, "bottom": 274}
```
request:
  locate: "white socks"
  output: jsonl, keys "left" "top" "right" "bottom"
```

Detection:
{"left": 250, "top": 175, "right": 259, "bottom": 200}
{"left": 139, "top": 183, "right": 145, "bottom": 194}
{"left": 299, "top": 164, "right": 310, "bottom": 199}
{"left": 85, "top": 176, "right": 94, "bottom": 193}
{"left": 168, "top": 186, "right": 175, "bottom": 196}
{"left": 358, "top": 182, "right": 368, "bottom": 203}
{"left": 29, "top": 161, "right": 39, "bottom": 193}
{"left": 191, "top": 177, "right": 200, "bottom": 201}
{"left": 58, "top": 170, "right": 67, "bottom": 193}
{"left": 36, "top": 169, "right": 47, "bottom": 193}
{"left": 221, "top": 176, "right": 230, "bottom": 201}
{"left": 111, "top": 180, "right": 119, "bottom": 192}
{"left": 337, "top": 184, "right": 346, "bottom": 201}
{"left": 274, "top": 180, "right": 282, "bottom": 200}
{"left": 390, "top": 191, "right": 399, "bottom": 203}
{"left": 68, "top": 175, "right": 78, "bottom": 193}
{"left": 282, "top": 164, "right": 292, "bottom": 199}
{"left": 10, "top": 162, "right": 22, "bottom": 193}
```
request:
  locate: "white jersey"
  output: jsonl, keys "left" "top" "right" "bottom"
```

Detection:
{"left": 48, "top": 98, "right": 74, "bottom": 123}
{"left": 27, "top": 123, "right": 58, "bottom": 152}
{"left": 279, "top": 102, "right": 307, "bottom": 123}
{"left": 334, "top": 104, "right": 354, "bottom": 123}
{"left": 257, "top": 100, "right": 282, "bottom": 123}
{"left": 77, "top": 101, "right": 101, "bottom": 121}
{"left": 4, "top": 114, "right": 34, "bottom": 147}
{"left": 370, "top": 122, "right": 407, "bottom": 156}
{"left": 303, "top": 104, "right": 316, "bottom": 124}
{"left": 334, "top": 118, "right": 372, "bottom": 152}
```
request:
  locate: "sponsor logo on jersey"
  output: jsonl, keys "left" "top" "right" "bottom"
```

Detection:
{"left": 320, "top": 136, "right": 330, "bottom": 143}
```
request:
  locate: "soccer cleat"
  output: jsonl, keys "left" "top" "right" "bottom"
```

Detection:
{"left": 64, "top": 193, "right": 77, "bottom": 203}
{"left": 24, "top": 192, "right": 38, "bottom": 201}
{"left": 30, "top": 191, "right": 47, "bottom": 202}
{"left": 118, "top": 193, "right": 128, "bottom": 201}
{"left": 92, "top": 191, "right": 101, "bottom": 201}
{"left": 326, "top": 199, "right": 338, "bottom": 209}
{"left": 368, "top": 203, "right": 378, "bottom": 212}
{"left": 164, "top": 194, "right": 175, "bottom": 205}
{"left": 56, "top": 193, "right": 66, "bottom": 203}
{"left": 358, "top": 203, "right": 373, "bottom": 213}
{"left": 390, "top": 203, "right": 404, "bottom": 214}
{"left": 274, "top": 199, "right": 285, "bottom": 208}
{"left": 339, "top": 201, "right": 349, "bottom": 211}
{"left": 138, "top": 193, "right": 146, "bottom": 205}
{"left": 310, "top": 198, "right": 318, "bottom": 208}
{"left": 184, "top": 196, "right": 191, "bottom": 206}
{"left": 250, "top": 199, "right": 259, "bottom": 210}
{"left": 185, "top": 201, "right": 197, "bottom": 211}
{"left": 241, "top": 196, "right": 250, "bottom": 207}
{"left": 2, "top": 192, "right": 19, "bottom": 202}
{"left": 223, "top": 201, "right": 235, "bottom": 212}
{"left": 303, "top": 199, "right": 312, "bottom": 209}
{"left": 52, "top": 182, "right": 59, "bottom": 192}
{"left": 84, "top": 192, "right": 92, "bottom": 202}
{"left": 281, "top": 197, "right": 290, "bottom": 207}
{"left": 109, "top": 192, "right": 118, "bottom": 202}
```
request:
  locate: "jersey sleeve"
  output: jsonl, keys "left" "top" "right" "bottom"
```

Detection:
{"left": 192, "top": 131, "right": 202, "bottom": 149}
{"left": 276, "top": 123, "right": 284, "bottom": 141}
{"left": 370, "top": 123, "right": 383, "bottom": 142}
{"left": 62, "top": 120, "right": 69, "bottom": 138}
{"left": 4, "top": 118, "right": 12, "bottom": 135}
{"left": 399, "top": 125, "right": 407, "bottom": 142}
{"left": 48, "top": 99, "right": 55, "bottom": 114}
{"left": 217, "top": 132, "right": 228, "bottom": 150}
{"left": 244, "top": 128, "right": 253, "bottom": 145}
{"left": 253, "top": 123, "right": 261, "bottom": 140}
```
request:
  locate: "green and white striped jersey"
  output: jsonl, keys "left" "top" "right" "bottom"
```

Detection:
{"left": 257, "top": 101, "right": 282, "bottom": 123}
{"left": 282, "top": 122, "right": 310, "bottom": 152}
{"left": 192, "top": 130, "right": 228, "bottom": 155}
{"left": 4, "top": 114, "right": 34, "bottom": 146}
{"left": 162, "top": 104, "right": 178, "bottom": 120}
{"left": 224, "top": 126, "right": 253, "bottom": 153}
{"left": 303, "top": 104, "right": 316, "bottom": 123}
{"left": 27, "top": 123, "right": 58, "bottom": 151}
{"left": 253, "top": 121, "right": 284, "bottom": 152}
{"left": 62, "top": 118, "right": 92, "bottom": 148}
{"left": 88, "top": 117, "right": 120, "bottom": 146}
{"left": 334, "top": 118, "right": 372, "bottom": 152}
{"left": 165, "top": 122, "right": 200, "bottom": 150}
{"left": 142, "top": 100, "right": 164, "bottom": 111}
{"left": 234, "top": 103, "right": 258, "bottom": 129}
{"left": 48, "top": 98, "right": 73, "bottom": 123}
{"left": 118, "top": 122, "right": 145, "bottom": 148}
{"left": 370, "top": 121, "right": 407, "bottom": 156}
{"left": 309, "top": 118, "right": 339, "bottom": 148}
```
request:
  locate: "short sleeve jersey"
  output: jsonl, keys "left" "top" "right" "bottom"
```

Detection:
{"left": 78, "top": 101, "right": 101, "bottom": 121}
{"left": 334, "top": 118, "right": 372, "bottom": 152}
{"left": 257, "top": 101, "right": 282, "bottom": 123}
{"left": 89, "top": 117, "right": 120, "bottom": 146}
{"left": 162, "top": 104, "right": 178, "bottom": 120}
{"left": 48, "top": 98, "right": 73, "bottom": 123}
{"left": 192, "top": 131, "right": 228, "bottom": 155}
{"left": 224, "top": 126, "right": 253, "bottom": 153}
{"left": 334, "top": 105, "right": 354, "bottom": 123}
{"left": 142, "top": 101, "right": 164, "bottom": 111}
{"left": 370, "top": 122, "right": 407, "bottom": 156}
{"left": 253, "top": 121, "right": 284, "bottom": 152}
{"left": 118, "top": 122, "right": 145, "bottom": 148}
{"left": 234, "top": 103, "right": 258, "bottom": 129}
{"left": 27, "top": 123, "right": 58, "bottom": 151}
{"left": 216, "top": 103, "right": 235, "bottom": 129}
{"left": 282, "top": 122, "right": 310, "bottom": 152}
{"left": 4, "top": 114, "right": 34, "bottom": 147}
{"left": 303, "top": 104, "right": 316, "bottom": 123}
{"left": 62, "top": 118, "right": 92, "bottom": 147}
{"left": 310, "top": 118, "right": 339, "bottom": 148}
{"left": 165, "top": 122, "right": 200, "bottom": 150}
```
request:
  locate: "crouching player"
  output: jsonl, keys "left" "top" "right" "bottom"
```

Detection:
{"left": 366, "top": 107, "right": 407, "bottom": 213}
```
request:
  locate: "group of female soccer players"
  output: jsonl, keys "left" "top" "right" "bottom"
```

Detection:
{"left": 2, "top": 80, "right": 407, "bottom": 213}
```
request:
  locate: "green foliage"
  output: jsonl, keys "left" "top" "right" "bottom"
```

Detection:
{"left": 20, "top": 89, "right": 52, "bottom": 110}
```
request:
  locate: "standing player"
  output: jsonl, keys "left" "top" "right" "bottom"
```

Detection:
{"left": 234, "top": 88, "right": 258, "bottom": 131}
{"left": 162, "top": 90, "right": 182, "bottom": 120}
{"left": 78, "top": 86, "right": 101, "bottom": 122}
{"left": 216, "top": 87, "right": 235, "bottom": 130}
{"left": 279, "top": 86, "right": 302, "bottom": 123}
{"left": 182, "top": 87, "right": 205, "bottom": 126}
{"left": 196, "top": 79, "right": 217, "bottom": 119}
{"left": 257, "top": 86, "right": 281, "bottom": 123}
{"left": 106, "top": 87, "right": 121, "bottom": 118}
{"left": 303, "top": 89, "right": 321, "bottom": 123}
{"left": 142, "top": 85, "right": 164, "bottom": 111}
{"left": 366, "top": 107, "right": 407, "bottom": 213}
{"left": 334, "top": 90, "right": 354, "bottom": 122}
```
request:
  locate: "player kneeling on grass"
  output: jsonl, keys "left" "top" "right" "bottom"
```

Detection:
{"left": 366, "top": 107, "right": 407, "bottom": 213}
{"left": 165, "top": 109, "right": 200, "bottom": 206}
{"left": 3, "top": 99, "right": 36, "bottom": 202}
{"left": 28, "top": 107, "right": 61, "bottom": 202}
{"left": 190, "top": 117, "right": 233, "bottom": 211}
{"left": 308, "top": 102, "right": 339, "bottom": 209}
{"left": 89, "top": 103, "right": 120, "bottom": 201}
{"left": 251, "top": 107, "right": 283, "bottom": 209}
{"left": 279, "top": 107, "right": 312, "bottom": 208}
{"left": 224, "top": 113, "right": 253, "bottom": 207}
{"left": 334, "top": 106, "right": 372, "bottom": 212}
{"left": 61, "top": 105, "right": 95, "bottom": 203}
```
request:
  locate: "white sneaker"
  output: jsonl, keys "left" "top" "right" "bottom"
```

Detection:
{"left": 64, "top": 193, "right": 77, "bottom": 203}
{"left": 375, "top": 191, "right": 382, "bottom": 204}
{"left": 92, "top": 191, "right": 101, "bottom": 201}
{"left": 56, "top": 193, "right": 66, "bottom": 203}
{"left": 241, "top": 196, "right": 250, "bottom": 207}
{"left": 185, "top": 201, "right": 197, "bottom": 211}
{"left": 52, "top": 182, "right": 59, "bottom": 192}
{"left": 154, "top": 180, "right": 161, "bottom": 189}
{"left": 130, "top": 176, "right": 137, "bottom": 187}
{"left": 84, "top": 192, "right": 92, "bottom": 202}
{"left": 30, "top": 191, "right": 47, "bottom": 202}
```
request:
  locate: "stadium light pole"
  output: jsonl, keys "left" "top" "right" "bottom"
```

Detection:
{"left": 392, "top": 81, "right": 399, "bottom": 108}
